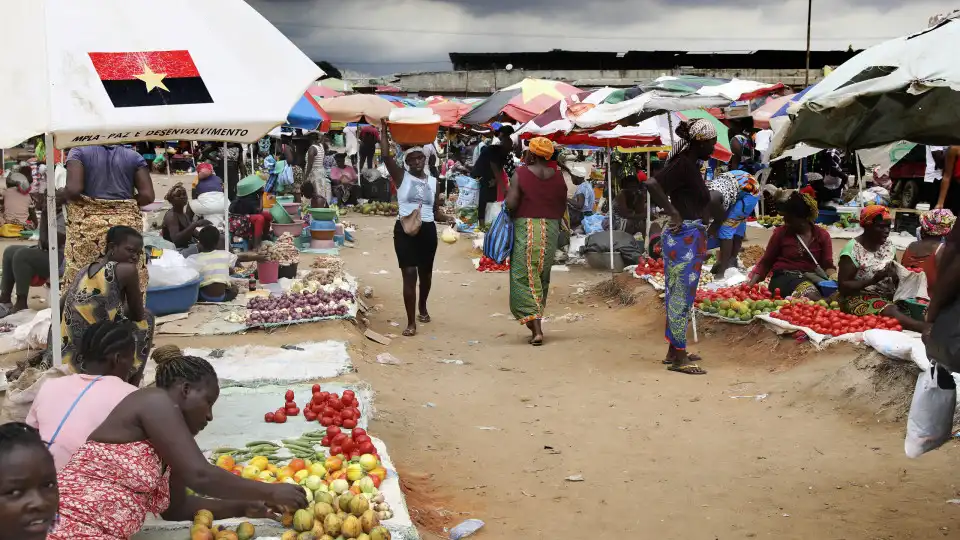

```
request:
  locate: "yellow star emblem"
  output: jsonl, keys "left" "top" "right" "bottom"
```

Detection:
{"left": 134, "top": 64, "right": 169, "bottom": 93}
{"left": 505, "top": 78, "right": 568, "bottom": 104}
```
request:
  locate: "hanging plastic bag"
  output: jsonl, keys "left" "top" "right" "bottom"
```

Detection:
{"left": 482, "top": 208, "right": 513, "bottom": 264}
{"left": 904, "top": 364, "right": 957, "bottom": 458}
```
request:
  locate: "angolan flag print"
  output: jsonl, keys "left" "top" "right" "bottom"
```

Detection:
{"left": 88, "top": 50, "right": 214, "bottom": 108}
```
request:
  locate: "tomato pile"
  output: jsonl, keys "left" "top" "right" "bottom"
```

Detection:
{"left": 263, "top": 385, "right": 362, "bottom": 428}
{"left": 695, "top": 283, "right": 779, "bottom": 304}
{"left": 477, "top": 256, "right": 510, "bottom": 272}
{"left": 770, "top": 301, "right": 902, "bottom": 335}
{"left": 635, "top": 258, "right": 665, "bottom": 276}
{"left": 320, "top": 426, "right": 378, "bottom": 461}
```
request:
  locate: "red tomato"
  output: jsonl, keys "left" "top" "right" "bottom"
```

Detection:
{"left": 332, "top": 433, "right": 347, "bottom": 445}
{"left": 349, "top": 451, "right": 360, "bottom": 460}
{"left": 343, "top": 389, "right": 355, "bottom": 399}
{"left": 313, "top": 392, "right": 323, "bottom": 402}
{"left": 286, "top": 407, "right": 300, "bottom": 416}
{"left": 330, "top": 445, "right": 342, "bottom": 455}
{"left": 327, "top": 426, "right": 342, "bottom": 438}
{"left": 331, "top": 399, "right": 344, "bottom": 411}
{"left": 284, "top": 390, "right": 294, "bottom": 402}
{"left": 312, "top": 384, "right": 321, "bottom": 394}
{"left": 368, "top": 474, "right": 381, "bottom": 488}
{"left": 342, "top": 439, "right": 355, "bottom": 453}
{"left": 285, "top": 400, "right": 296, "bottom": 409}
{"left": 264, "top": 412, "right": 275, "bottom": 423}
{"left": 323, "top": 407, "right": 337, "bottom": 417}
{"left": 352, "top": 428, "right": 367, "bottom": 437}
{"left": 304, "top": 411, "right": 317, "bottom": 422}
{"left": 353, "top": 434, "right": 371, "bottom": 445}
{"left": 320, "top": 416, "right": 333, "bottom": 426}
{"left": 343, "top": 418, "right": 357, "bottom": 429}
{"left": 359, "top": 441, "right": 375, "bottom": 454}
{"left": 321, "top": 436, "right": 331, "bottom": 446}
{"left": 274, "top": 411, "right": 287, "bottom": 424}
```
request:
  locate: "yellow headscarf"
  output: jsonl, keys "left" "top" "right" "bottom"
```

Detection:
{"left": 528, "top": 137, "right": 555, "bottom": 160}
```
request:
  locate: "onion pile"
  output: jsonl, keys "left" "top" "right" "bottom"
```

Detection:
{"left": 246, "top": 288, "right": 354, "bottom": 325}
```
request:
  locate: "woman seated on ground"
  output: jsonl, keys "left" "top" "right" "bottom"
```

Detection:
{"left": 330, "top": 153, "right": 360, "bottom": 206}
{"left": 48, "top": 345, "right": 307, "bottom": 539}
{"left": 2, "top": 171, "right": 37, "bottom": 228}
{"left": 53, "top": 226, "right": 154, "bottom": 385}
{"left": 838, "top": 206, "right": 926, "bottom": 332}
{"left": 706, "top": 170, "right": 761, "bottom": 276}
{"left": 228, "top": 175, "right": 272, "bottom": 250}
{"left": 749, "top": 192, "right": 836, "bottom": 300}
{"left": 27, "top": 320, "right": 138, "bottom": 470}
{"left": 0, "top": 422, "right": 59, "bottom": 540}
{"left": 188, "top": 226, "right": 265, "bottom": 303}
{"left": 0, "top": 197, "right": 65, "bottom": 317}
{"left": 161, "top": 183, "right": 210, "bottom": 256}
{"left": 300, "top": 180, "right": 328, "bottom": 210}
{"left": 901, "top": 209, "right": 956, "bottom": 291}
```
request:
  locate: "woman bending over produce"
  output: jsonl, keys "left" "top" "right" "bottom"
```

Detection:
{"left": 749, "top": 192, "right": 836, "bottom": 300}
{"left": 49, "top": 345, "right": 307, "bottom": 540}
{"left": 838, "top": 206, "right": 926, "bottom": 332}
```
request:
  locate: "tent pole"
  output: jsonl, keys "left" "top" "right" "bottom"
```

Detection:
{"left": 249, "top": 143, "right": 255, "bottom": 175}
{"left": 607, "top": 146, "right": 614, "bottom": 273}
{"left": 223, "top": 142, "right": 231, "bottom": 248}
{"left": 165, "top": 145, "right": 171, "bottom": 177}
{"left": 645, "top": 155, "right": 652, "bottom": 252}
{"left": 45, "top": 133, "right": 61, "bottom": 368}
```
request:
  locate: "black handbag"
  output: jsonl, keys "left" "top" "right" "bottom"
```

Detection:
{"left": 926, "top": 299, "right": 960, "bottom": 373}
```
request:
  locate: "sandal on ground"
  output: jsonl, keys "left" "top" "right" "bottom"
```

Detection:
{"left": 417, "top": 314, "right": 431, "bottom": 323}
{"left": 530, "top": 335, "right": 544, "bottom": 346}
{"left": 0, "top": 303, "right": 12, "bottom": 319}
{"left": 402, "top": 327, "right": 417, "bottom": 337}
{"left": 663, "top": 353, "right": 701, "bottom": 365}
{"left": 667, "top": 363, "right": 707, "bottom": 375}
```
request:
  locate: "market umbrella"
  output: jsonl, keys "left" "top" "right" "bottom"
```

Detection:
{"left": 318, "top": 78, "right": 352, "bottom": 93}
{"left": 751, "top": 94, "right": 795, "bottom": 129}
{"left": 430, "top": 101, "right": 474, "bottom": 128}
{"left": 665, "top": 110, "right": 732, "bottom": 162}
{"left": 286, "top": 92, "right": 331, "bottom": 132}
{"left": 561, "top": 76, "right": 784, "bottom": 130}
{"left": 517, "top": 88, "right": 662, "bottom": 147}
{"left": 459, "top": 78, "right": 580, "bottom": 125}
{"left": 316, "top": 94, "right": 394, "bottom": 125}
{"left": 307, "top": 83, "right": 344, "bottom": 99}
{"left": 0, "top": 0, "right": 322, "bottom": 367}
{"left": 783, "top": 14, "right": 960, "bottom": 150}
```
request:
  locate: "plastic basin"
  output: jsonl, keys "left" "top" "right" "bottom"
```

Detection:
{"left": 387, "top": 121, "right": 440, "bottom": 145}
{"left": 816, "top": 209, "right": 840, "bottom": 225}
{"left": 272, "top": 220, "right": 305, "bottom": 238}
{"left": 276, "top": 196, "right": 295, "bottom": 203}
{"left": 816, "top": 279, "right": 838, "bottom": 297}
{"left": 309, "top": 208, "right": 338, "bottom": 221}
{"left": 311, "top": 229, "right": 335, "bottom": 240}
{"left": 309, "top": 219, "right": 337, "bottom": 231}
{"left": 281, "top": 202, "right": 301, "bottom": 218}
{"left": 270, "top": 204, "right": 293, "bottom": 225}
{"left": 146, "top": 277, "right": 202, "bottom": 316}
{"left": 310, "top": 239, "right": 336, "bottom": 249}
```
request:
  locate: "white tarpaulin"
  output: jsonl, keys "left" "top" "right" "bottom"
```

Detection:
{"left": 0, "top": 0, "right": 323, "bottom": 149}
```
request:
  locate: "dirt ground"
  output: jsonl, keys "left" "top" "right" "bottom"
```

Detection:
{"left": 2, "top": 182, "right": 959, "bottom": 539}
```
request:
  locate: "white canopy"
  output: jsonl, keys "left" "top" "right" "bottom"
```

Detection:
{"left": 0, "top": 0, "right": 323, "bottom": 149}
{"left": 0, "top": 0, "right": 323, "bottom": 368}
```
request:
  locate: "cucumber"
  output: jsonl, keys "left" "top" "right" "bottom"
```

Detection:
{"left": 212, "top": 447, "right": 241, "bottom": 453}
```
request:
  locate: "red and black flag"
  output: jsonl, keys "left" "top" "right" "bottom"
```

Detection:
{"left": 88, "top": 50, "right": 214, "bottom": 108}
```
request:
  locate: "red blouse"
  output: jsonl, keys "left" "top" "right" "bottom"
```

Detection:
{"left": 750, "top": 225, "right": 835, "bottom": 280}
{"left": 514, "top": 165, "right": 567, "bottom": 220}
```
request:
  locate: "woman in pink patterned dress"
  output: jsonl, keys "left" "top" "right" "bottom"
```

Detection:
{"left": 49, "top": 345, "right": 307, "bottom": 539}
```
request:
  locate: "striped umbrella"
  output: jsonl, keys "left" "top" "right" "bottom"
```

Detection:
{"left": 659, "top": 110, "right": 732, "bottom": 162}
{"left": 286, "top": 91, "right": 331, "bottom": 132}
{"left": 459, "top": 78, "right": 580, "bottom": 125}
{"left": 307, "top": 83, "right": 343, "bottom": 99}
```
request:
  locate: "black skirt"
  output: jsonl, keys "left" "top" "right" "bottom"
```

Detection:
{"left": 393, "top": 220, "right": 438, "bottom": 269}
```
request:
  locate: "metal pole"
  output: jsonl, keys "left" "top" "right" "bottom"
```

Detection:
{"left": 805, "top": 0, "right": 813, "bottom": 87}
{"left": 165, "top": 143, "right": 171, "bottom": 178}
{"left": 249, "top": 143, "right": 255, "bottom": 175}
{"left": 645, "top": 155, "right": 652, "bottom": 252}
{"left": 223, "top": 142, "right": 231, "bottom": 248}
{"left": 607, "top": 146, "right": 615, "bottom": 272}
{"left": 45, "top": 133, "right": 61, "bottom": 367}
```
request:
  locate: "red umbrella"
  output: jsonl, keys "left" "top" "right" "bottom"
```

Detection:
{"left": 460, "top": 78, "right": 580, "bottom": 125}
{"left": 430, "top": 101, "right": 473, "bottom": 127}
{"left": 307, "top": 83, "right": 344, "bottom": 99}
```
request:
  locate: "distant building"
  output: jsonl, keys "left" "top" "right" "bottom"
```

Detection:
{"left": 392, "top": 49, "right": 861, "bottom": 96}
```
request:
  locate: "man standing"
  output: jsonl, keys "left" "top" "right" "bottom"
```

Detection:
{"left": 343, "top": 124, "right": 359, "bottom": 169}
{"left": 358, "top": 124, "right": 379, "bottom": 172}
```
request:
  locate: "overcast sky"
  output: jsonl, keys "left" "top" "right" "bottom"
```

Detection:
{"left": 248, "top": 0, "right": 954, "bottom": 76}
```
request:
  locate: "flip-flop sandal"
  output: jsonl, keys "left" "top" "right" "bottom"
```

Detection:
{"left": 530, "top": 336, "right": 544, "bottom": 347}
{"left": 663, "top": 353, "right": 701, "bottom": 365}
{"left": 402, "top": 327, "right": 417, "bottom": 337}
{"left": 417, "top": 314, "right": 431, "bottom": 323}
{"left": 667, "top": 363, "right": 707, "bottom": 375}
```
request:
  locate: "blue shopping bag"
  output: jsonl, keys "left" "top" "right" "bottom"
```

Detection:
{"left": 483, "top": 208, "right": 513, "bottom": 264}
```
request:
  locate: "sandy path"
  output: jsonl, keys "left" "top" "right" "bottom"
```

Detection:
{"left": 1, "top": 208, "right": 957, "bottom": 539}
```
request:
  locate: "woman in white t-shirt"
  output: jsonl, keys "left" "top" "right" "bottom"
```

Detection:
{"left": 379, "top": 119, "right": 444, "bottom": 337}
